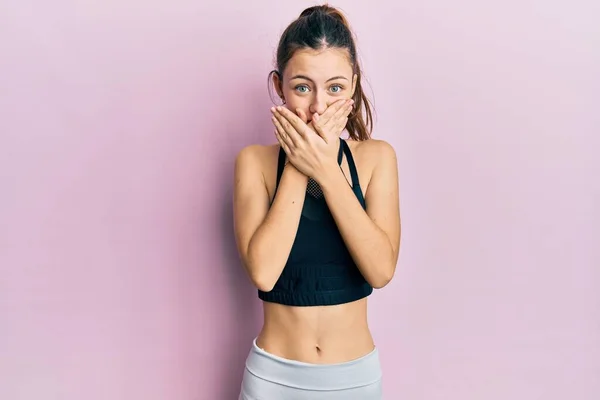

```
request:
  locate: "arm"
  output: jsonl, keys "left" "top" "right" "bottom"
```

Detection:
{"left": 233, "top": 145, "right": 308, "bottom": 292}
{"left": 318, "top": 140, "right": 401, "bottom": 288}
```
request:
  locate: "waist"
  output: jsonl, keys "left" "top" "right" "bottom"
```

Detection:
{"left": 257, "top": 298, "right": 374, "bottom": 364}
{"left": 245, "top": 337, "right": 381, "bottom": 390}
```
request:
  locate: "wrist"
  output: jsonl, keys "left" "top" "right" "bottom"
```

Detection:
{"left": 314, "top": 160, "right": 344, "bottom": 190}
{"left": 283, "top": 162, "right": 309, "bottom": 182}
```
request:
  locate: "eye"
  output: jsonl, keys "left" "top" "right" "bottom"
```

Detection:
{"left": 330, "top": 84, "right": 344, "bottom": 93}
{"left": 295, "top": 84, "right": 310, "bottom": 93}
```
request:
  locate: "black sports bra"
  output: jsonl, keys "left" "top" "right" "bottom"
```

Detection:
{"left": 258, "top": 138, "right": 373, "bottom": 306}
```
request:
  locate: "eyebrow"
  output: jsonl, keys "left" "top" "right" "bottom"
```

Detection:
{"left": 290, "top": 75, "right": 349, "bottom": 83}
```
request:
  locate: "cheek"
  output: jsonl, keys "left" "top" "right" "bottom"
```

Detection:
{"left": 284, "top": 97, "right": 309, "bottom": 112}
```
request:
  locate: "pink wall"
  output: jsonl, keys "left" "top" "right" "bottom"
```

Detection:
{"left": 1, "top": 1, "right": 598, "bottom": 399}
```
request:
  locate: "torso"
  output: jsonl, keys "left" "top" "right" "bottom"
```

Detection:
{"left": 253, "top": 138, "right": 382, "bottom": 364}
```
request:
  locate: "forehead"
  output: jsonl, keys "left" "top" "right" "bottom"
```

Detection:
{"left": 283, "top": 47, "right": 353, "bottom": 81}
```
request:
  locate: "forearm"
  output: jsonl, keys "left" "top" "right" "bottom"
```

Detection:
{"left": 319, "top": 167, "right": 396, "bottom": 288}
{"left": 246, "top": 164, "right": 308, "bottom": 291}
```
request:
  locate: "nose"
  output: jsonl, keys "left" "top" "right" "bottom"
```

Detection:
{"left": 309, "top": 90, "right": 328, "bottom": 116}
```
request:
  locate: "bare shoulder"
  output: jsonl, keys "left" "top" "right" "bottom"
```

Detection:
{"left": 354, "top": 138, "right": 396, "bottom": 156}
{"left": 235, "top": 143, "right": 280, "bottom": 174}
{"left": 347, "top": 138, "right": 397, "bottom": 171}
{"left": 235, "top": 143, "right": 278, "bottom": 165}
{"left": 235, "top": 143, "right": 281, "bottom": 198}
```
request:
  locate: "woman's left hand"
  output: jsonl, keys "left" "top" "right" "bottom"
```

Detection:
{"left": 271, "top": 99, "right": 353, "bottom": 180}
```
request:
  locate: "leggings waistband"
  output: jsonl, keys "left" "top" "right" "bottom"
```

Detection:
{"left": 244, "top": 338, "right": 382, "bottom": 390}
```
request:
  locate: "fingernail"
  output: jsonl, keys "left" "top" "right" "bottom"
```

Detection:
{"left": 270, "top": 107, "right": 276, "bottom": 113}
{"left": 276, "top": 106, "right": 282, "bottom": 111}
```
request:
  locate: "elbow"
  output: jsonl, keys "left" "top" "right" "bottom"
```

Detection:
{"left": 371, "top": 277, "right": 392, "bottom": 289}
{"left": 245, "top": 255, "right": 278, "bottom": 292}
{"left": 251, "top": 273, "right": 276, "bottom": 292}
{"left": 370, "top": 264, "right": 396, "bottom": 289}
{"left": 367, "top": 238, "right": 399, "bottom": 289}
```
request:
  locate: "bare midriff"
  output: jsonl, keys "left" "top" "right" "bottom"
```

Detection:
{"left": 256, "top": 298, "right": 374, "bottom": 364}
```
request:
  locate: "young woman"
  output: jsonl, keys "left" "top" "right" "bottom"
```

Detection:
{"left": 233, "top": 5, "right": 401, "bottom": 399}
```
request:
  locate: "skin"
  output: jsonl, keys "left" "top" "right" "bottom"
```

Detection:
{"left": 233, "top": 47, "right": 401, "bottom": 364}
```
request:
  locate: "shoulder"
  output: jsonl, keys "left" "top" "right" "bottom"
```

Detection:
{"left": 348, "top": 138, "right": 397, "bottom": 169}
{"left": 234, "top": 144, "right": 281, "bottom": 191}
{"left": 355, "top": 138, "right": 396, "bottom": 156}
{"left": 235, "top": 144, "right": 280, "bottom": 169}
{"left": 235, "top": 143, "right": 278, "bottom": 162}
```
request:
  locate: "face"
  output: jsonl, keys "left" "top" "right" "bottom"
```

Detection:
{"left": 274, "top": 47, "right": 357, "bottom": 123}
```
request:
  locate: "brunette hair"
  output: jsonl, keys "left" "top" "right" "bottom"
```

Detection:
{"left": 270, "top": 4, "right": 373, "bottom": 140}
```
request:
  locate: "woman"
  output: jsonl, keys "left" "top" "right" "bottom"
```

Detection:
{"left": 233, "top": 5, "right": 401, "bottom": 399}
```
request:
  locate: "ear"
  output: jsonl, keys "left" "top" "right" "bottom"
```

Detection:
{"left": 272, "top": 71, "right": 284, "bottom": 100}
{"left": 350, "top": 73, "right": 358, "bottom": 98}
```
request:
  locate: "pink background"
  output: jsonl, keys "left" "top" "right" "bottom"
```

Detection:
{"left": 1, "top": 1, "right": 598, "bottom": 399}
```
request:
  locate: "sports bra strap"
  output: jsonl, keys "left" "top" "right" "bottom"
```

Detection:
{"left": 275, "top": 145, "right": 287, "bottom": 188}
{"left": 336, "top": 138, "right": 344, "bottom": 164}
{"left": 341, "top": 139, "right": 360, "bottom": 188}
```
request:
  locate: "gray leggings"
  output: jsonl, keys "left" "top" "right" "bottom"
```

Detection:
{"left": 238, "top": 338, "right": 383, "bottom": 400}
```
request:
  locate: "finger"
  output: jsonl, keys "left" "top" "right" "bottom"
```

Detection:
{"left": 319, "top": 99, "right": 347, "bottom": 123}
{"left": 274, "top": 128, "right": 283, "bottom": 146}
{"left": 314, "top": 104, "right": 351, "bottom": 140}
{"left": 272, "top": 115, "right": 294, "bottom": 148}
{"left": 345, "top": 101, "right": 354, "bottom": 117}
{"left": 274, "top": 129, "right": 291, "bottom": 155}
{"left": 315, "top": 99, "right": 350, "bottom": 126}
{"left": 319, "top": 101, "right": 352, "bottom": 135}
{"left": 336, "top": 116, "right": 349, "bottom": 134}
{"left": 331, "top": 100, "right": 353, "bottom": 125}
{"left": 271, "top": 108, "right": 301, "bottom": 146}
{"left": 272, "top": 115, "right": 291, "bottom": 145}
{"left": 273, "top": 107, "right": 303, "bottom": 143}
{"left": 274, "top": 106, "right": 309, "bottom": 137}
